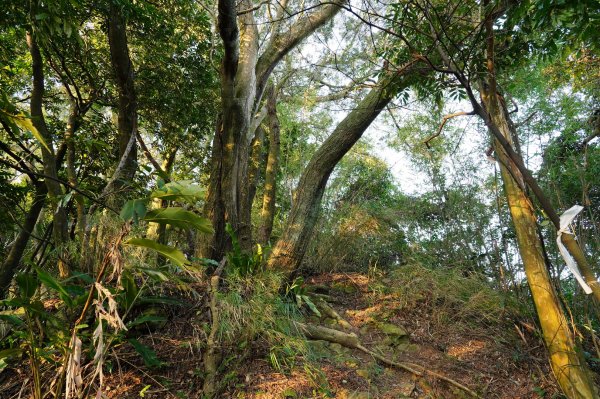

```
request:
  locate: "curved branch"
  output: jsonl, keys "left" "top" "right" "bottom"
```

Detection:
{"left": 255, "top": 0, "right": 347, "bottom": 105}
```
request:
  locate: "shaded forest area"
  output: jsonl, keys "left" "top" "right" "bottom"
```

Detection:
{"left": 0, "top": 0, "right": 599, "bottom": 397}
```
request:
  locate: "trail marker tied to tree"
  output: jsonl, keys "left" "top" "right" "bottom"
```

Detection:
{"left": 557, "top": 205, "right": 592, "bottom": 294}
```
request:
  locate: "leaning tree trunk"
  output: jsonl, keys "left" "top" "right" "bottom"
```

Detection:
{"left": 267, "top": 63, "right": 420, "bottom": 273}
{"left": 199, "top": 0, "right": 346, "bottom": 260}
{"left": 0, "top": 181, "right": 47, "bottom": 298}
{"left": 480, "top": 19, "right": 597, "bottom": 395}
{"left": 258, "top": 88, "right": 281, "bottom": 244}
{"left": 489, "top": 100, "right": 598, "bottom": 398}
{"left": 108, "top": 3, "right": 137, "bottom": 197}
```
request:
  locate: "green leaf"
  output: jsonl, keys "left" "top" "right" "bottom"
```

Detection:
{"left": 121, "top": 272, "right": 139, "bottom": 310}
{"left": 0, "top": 110, "right": 51, "bottom": 153}
{"left": 143, "top": 207, "right": 214, "bottom": 234}
{"left": 120, "top": 199, "right": 149, "bottom": 223}
{"left": 126, "top": 315, "right": 167, "bottom": 329}
{"left": 58, "top": 191, "right": 73, "bottom": 208}
{"left": 150, "top": 180, "right": 205, "bottom": 203}
{"left": 124, "top": 238, "right": 189, "bottom": 267}
{"left": 0, "top": 348, "right": 23, "bottom": 372}
{"left": 0, "top": 314, "right": 24, "bottom": 326}
{"left": 136, "top": 296, "right": 185, "bottom": 306}
{"left": 128, "top": 339, "right": 164, "bottom": 368}
{"left": 15, "top": 273, "right": 38, "bottom": 299}
{"left": 35, "top": 268, "right": 72, "bottom": 307}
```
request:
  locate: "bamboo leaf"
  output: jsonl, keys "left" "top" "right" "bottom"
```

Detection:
{"left": 0, "top": 110, "right": 51, "bottom": 153}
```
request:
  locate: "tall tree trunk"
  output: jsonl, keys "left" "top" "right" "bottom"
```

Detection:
{"left": 480, "top": 16, "right": 597, "bottom": 396}
{"left": 27, "top": 30, "right": 69, "bottom": 277}
{"left": 247, "top": 124, "right": 266, "bottom": 210}
{"left": 247, "top": 102, "right": 269, "bottom": 209}
{"left": 267, "top": 65, "right": 419, "bottom": 273}
{"left": 200, "top": 0, "right": 346, "bottom": 260}
{"left": 108, "top": 3, "right": 137, "bottom": 196}
{"left": 0, "top": 182, "right": 47, "bottom": 298}
{"left": 258, "top": 88, "right": 280, "bottom": 244}
{"left": 65, "top": 100, "right": 86, "bottom": 241}
{"left": 488, "top": 93, "right": 597, "bottom": 398}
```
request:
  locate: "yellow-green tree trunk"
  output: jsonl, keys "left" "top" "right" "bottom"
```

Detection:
{"left": 486, "top": 90, "right": 598, "bottom": 399}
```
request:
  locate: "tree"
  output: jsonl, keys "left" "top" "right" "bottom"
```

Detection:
{"left": 268, "top": 62, "right": 424, "bottom": 273}
{"left": 200, "top": 0, "right": 346, "bottom": 259}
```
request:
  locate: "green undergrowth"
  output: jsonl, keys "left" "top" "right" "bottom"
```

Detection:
{"left": 371, "top": 263, "right": 520, "bottom": 332}
{"left": 215, "top": 270, "right": 319, "bottom": 389}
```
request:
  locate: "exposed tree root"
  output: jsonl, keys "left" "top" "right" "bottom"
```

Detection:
{"left": 312, "top": 295, "right": 354, "bottom": 330}
{"left": 296, "top": 322, "right": 480, "bottom": 398}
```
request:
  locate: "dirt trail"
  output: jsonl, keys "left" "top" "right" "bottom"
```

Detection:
{"left": 227, "top": 273, "right": 559, "bottom": 399}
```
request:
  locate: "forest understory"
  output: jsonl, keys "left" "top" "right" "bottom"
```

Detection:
{"left": 1, "top": 266, "right": 579, "bottom": 399}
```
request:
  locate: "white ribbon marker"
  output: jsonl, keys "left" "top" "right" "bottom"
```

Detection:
{"left": 556, "top": 205, "right": 593, "bottom": 294}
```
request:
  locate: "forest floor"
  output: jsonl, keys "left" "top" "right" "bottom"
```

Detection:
{"left": 1, "top": 269, "right": 568, "bottom": 399}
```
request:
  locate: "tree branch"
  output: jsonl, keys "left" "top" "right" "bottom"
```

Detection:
{"left": 424, "top": 110, "right": 475, "bottom": 148}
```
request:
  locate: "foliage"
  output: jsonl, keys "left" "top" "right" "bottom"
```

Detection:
{"left": 386, "top": 262, "right": 518, "bottom": 331}
{"left": 225, "top": 224, "right": 265, "bottom": 277}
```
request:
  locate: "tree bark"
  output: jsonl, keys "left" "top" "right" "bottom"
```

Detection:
{"left": 65, "top": 100, "right": 86, "bottom": 241}
{"left": 247, "top": 124, "right": 265, "bottom": 210}
{"left": 258, "top": 88, "right": 280, "bottom": 244}
{"left": 488, "top": 97, "right": 598, "bottom": 399}
{"left": 27, "top": 30, "right": 70, "bottom": 277}
{"left": 200, "top": 0, "right": 346, "bottom": 260}
{"left": 0, "top": 181, "right": 47, "bottom": 298}
{"left": 480, "top": 18, "right": 597, "bottom": 396}
{"left": 108, "top": 3, "right": 137, "bottom": 197}
{"left": 267, "top": 65, "right": 419, "bottom": 273}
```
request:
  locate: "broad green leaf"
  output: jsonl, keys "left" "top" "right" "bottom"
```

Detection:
{"left": 128, "top": 339, "right": 164, "bottom": 368}
{"left": 124, "top": 238, "right": 189, "bottom": 267}
{"left": 120, "top": 199, "right": 148, "bottom": 223}
{"left": 35, "top": 268, "right": 72, "bottom": 307}
{"left": 15, "top": 273, "right": 38, "bottom": 299}
{"left": 126, "top": 315, "right": 167, "bottom": 329}
{"left": 137, "top": 296, "right": 185, "bottom": 306}
{"left": 0, "top": 313, "right": 24, "bottom": 326}
{"left": 143, "top": 207, "right": 214, "bottom": 234}
{"left": 150, "top": 180, "right": 205, "bottom": 203}
{"left": 121, "top": 272, "right": 139, "bottom": 310}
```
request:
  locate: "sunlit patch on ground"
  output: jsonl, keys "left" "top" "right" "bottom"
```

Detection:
{"left": 447, "top": 339, "right": 487, "bottom": 360}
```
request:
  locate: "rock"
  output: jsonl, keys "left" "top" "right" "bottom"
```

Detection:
{"left": 348, "top": 391, "right": 371, "bottom": 399}
{"left": 377, "top": 322, "right": 407, "bottom": 337}
{"left": 330, "top": 343, "right": 344, "bottom": 353}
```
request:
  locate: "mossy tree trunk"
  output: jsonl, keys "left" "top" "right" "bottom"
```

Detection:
{"left": 267, "top": 64, "right": 420, "bottom": 274}
{"left": 258, "top": 87, "right": 280, "bottom": 245}
{"left": 481, "top": 19, "right": 598, "bottom": 395}
{"left": 489, "top": 99, "right": 598, "bottom": 398}
{"left": 27, "top": 29, "right": 70, "bottom": 277}
{"left": 0, "top": 182, "right": 46, "bottom": 298}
